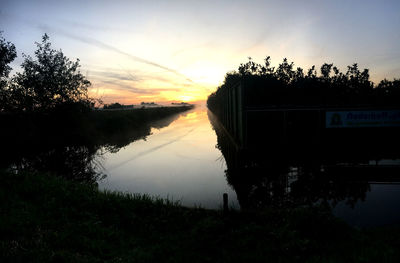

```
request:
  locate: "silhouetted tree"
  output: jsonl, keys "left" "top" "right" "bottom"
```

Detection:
{"left": 306, "top": 65, "right": 317, "bottom": 79}
{"left": 208, "top": 55, "right": 399, "bottom": 113}
{"left": 276, "top": 58, "right": 295, "bottom": 84}
{"left": 320, "top": 63, "right": 333, "bottom": 80}
{"left": 11, "top": 34, "right": 91, "bottom": 112}
{"left": 0, "top": 32, "right": 17, "bottom": 111}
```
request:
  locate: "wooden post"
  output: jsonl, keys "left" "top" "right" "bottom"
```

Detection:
{"left": 223, "top": 193, "right": 228, "bottom": 214}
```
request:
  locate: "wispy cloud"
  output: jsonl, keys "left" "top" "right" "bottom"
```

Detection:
{"left": 89, "top": 70, "right": 141, "bottom": 82}
{"left": 97, "top": 80, "right": 160, "bottom": 95}
{"left": 38, "top": 24, "right": 194, "bottom": 83}
{"left": 96, "top": 80, "right": 182, "bottom": 95}
{"left": 56, "top": 19, "right": 126, "bottom": 33}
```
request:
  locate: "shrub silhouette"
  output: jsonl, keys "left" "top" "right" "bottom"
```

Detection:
{"left": 2, "top": 34, "right": 92, "bottom": 112}
{"left": 0, "top": 32, "right": 17, "bottom": 111}
{"left": 208, "top": 56, "right": 399, "bottom": 113}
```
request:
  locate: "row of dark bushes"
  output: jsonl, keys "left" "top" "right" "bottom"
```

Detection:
{"left": 208, "top": 56, "right": 400, "bottom": 113}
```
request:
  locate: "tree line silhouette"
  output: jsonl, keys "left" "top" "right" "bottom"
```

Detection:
{"left": 0, "top": 32, "right": 92, "bottom": 113}
{"left": 207, "top": 56, "right": 400, "bottom": 114}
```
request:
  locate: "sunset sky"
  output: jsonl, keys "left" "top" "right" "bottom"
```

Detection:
{"left": 1, "top": 0, "right": 400, "bottom": 104}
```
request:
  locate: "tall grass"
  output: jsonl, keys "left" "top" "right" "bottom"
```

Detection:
{"left": 1, "top": 171, "right": 399, "bottom": 262}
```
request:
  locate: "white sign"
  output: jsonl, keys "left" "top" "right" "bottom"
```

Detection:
{"left": 326, "top": 110, "right": 400, "bottom": 128}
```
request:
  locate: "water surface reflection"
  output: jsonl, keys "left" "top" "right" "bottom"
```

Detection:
{"left": 209, "top": 110, "right": 400, "bottom": 227}
{"left": 98, "top": 106, "right": 238, "bottom": 209}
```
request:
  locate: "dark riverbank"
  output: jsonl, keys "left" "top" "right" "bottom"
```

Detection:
{"left": 1, "top": 171, "right": 399, "bottom": 262}
{"left": 0, "top": 105, "right": 194, "bottom": 180}
{"left": 1, "top": 105, "right": 194, "bottom": 148}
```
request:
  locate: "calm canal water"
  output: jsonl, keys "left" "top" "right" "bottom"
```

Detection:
{"left": 98, "top": 105, "right": 239, "bottom": 209}
{"left": 98, "top": 105, "right": 400, "bottom": 227}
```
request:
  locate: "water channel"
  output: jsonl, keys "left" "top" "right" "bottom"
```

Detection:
{"left": 98, "top": 105, "right": 239, "bottom": 209}
{"left": 96, "top": 105, "right": 400, "bottom": 227}
{"left": 4, "top": 104, "right": 399, "bottom": 227}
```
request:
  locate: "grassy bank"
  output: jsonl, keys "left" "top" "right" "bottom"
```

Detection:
{"left": 1, "top": 171, "right": 399, "bottom": 263}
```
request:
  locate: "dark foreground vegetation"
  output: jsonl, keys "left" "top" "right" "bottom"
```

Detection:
{"left": 1, "top": 171, "right": 400, "bottom": 263}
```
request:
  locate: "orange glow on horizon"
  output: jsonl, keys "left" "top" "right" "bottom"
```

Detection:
{"left": 177, "top": 95, "right": 195, "bottom": 102}
{"left": 87, "top": 70, "right": 213, "bottom": 105}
